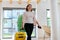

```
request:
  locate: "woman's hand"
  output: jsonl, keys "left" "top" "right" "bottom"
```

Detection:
{"left": 22, "top": 24, "right": 24, "bottom": 30}
{"left": 21, "top": 26, "right": 24, "bottom": 30}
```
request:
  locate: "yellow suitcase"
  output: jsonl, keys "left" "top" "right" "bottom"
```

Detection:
{"left": 15, "top": 32, "right": 26, "bottom": 40}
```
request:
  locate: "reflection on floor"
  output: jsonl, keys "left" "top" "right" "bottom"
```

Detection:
{"left": 1, "top": 26, "right": 51, "bottom": 40}
{"left": 38, "top": 25, "right": 51, "bottom": 40}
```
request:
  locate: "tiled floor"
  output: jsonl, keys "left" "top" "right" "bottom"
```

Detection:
{"left": 38, "top": 37, "right": 50, "bottom": 40}
{"left": 38, "top": 29, "right": 51, "bottom": 40}
{"left": 1, "top": 29, "right": 51, "bottom": 40}
{"left": 1, "top": 38, "right": 50, "bottom": 40}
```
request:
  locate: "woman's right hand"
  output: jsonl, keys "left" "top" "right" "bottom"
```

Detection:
{"left": 22, "top": 27, "right": 24, "bottom": 29}
{"left": 21, "top": 26, "right": 24, "bottom": 30}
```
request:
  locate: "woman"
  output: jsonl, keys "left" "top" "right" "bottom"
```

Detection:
{"left": 22, "top": 4, "right": 37, "bottom": 40}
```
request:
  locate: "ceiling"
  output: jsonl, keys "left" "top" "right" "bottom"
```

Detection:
{"left": 58, "top": 0, "right": 60, "bottom": 3}
{"left": 3, "top": 0, "right": 36, "bottom": 2}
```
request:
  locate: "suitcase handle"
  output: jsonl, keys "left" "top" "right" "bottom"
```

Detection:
{"left": 20, "top": 28, "right": 24, "bottom": 30}
{"left": 20, "top": 28, "right": 25, "bottom": 32}
{"left": 18, "top": 36, "right": 23, "bottom": 38}
{"left": 18, "top": 34, "right": 24, "bottom": 35}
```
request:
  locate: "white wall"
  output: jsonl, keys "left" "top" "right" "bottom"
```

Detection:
{"left": 51, "top": 0, "right": 60, "bottom": 40}
{"left": 37, "top": 0, "right": 51, "bottom": 26}
{"left": 57, "top": 2, "right": 60, "bottom": 40}
{"left": 0, "top": 4, "right": 1, "bottom": 38}
{"left": 0, "top": 3, "right": 2, "bottom": 40}
{"left": 37, "top": 0, "right": 51, "bottom": 39}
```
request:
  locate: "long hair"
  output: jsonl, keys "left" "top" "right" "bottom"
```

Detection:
{"left": 26, "top": 4, "right": 32, "bottom": 11}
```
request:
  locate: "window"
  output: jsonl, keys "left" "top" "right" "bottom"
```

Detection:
{"left": 3, "top": 10, "right": 12, "bottom": 39}
{"left": 47, "top": 9, "right": 51, "bottom": 28}
{"left": 3, "top": 8, "right": 36, "bottom": 39}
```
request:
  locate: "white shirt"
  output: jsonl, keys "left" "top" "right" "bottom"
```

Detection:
{"left": 23, "top": 11, "right": 35, "bottom": 23}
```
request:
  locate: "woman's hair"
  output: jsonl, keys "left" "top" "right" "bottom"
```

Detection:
{"left": 26, "top": 4, "right": 32, "bottom": 11}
